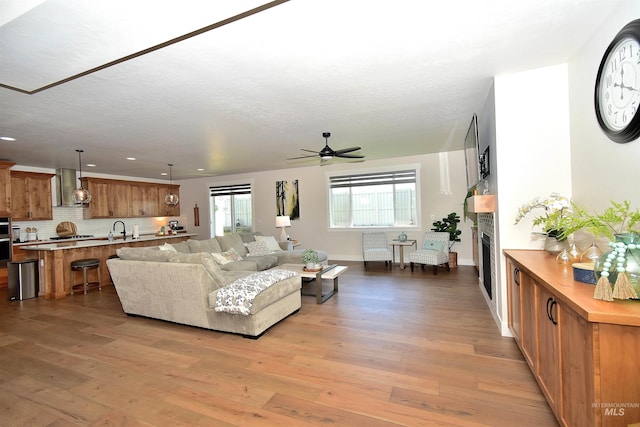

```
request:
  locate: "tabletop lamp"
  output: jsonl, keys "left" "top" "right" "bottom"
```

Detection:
{"left": 276, "top": 215, "right": 291, "bottom": 241}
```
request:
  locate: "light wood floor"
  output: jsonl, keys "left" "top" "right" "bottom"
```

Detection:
{"left": 0, "top": 262, "right": 558, "bottom": 426}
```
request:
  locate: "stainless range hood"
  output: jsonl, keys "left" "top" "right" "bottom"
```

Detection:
{"left": 56, "top": 168, "right": 79, "bottom": 206}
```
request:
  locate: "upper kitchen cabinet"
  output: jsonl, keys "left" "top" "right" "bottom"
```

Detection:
{"left": 0, "top": 161, "right": 15, "bottom": 214}
{"left": 10, "top": 171, "right": 54, "bottom": 220}
{"left": 130, "top": 182, "right": 158, "bottom": 217}
{"left": 81, "top": 178, "right": 131, "bottom": 219}
{"left": 157, "top": 184, "right": 180, "bottom": 217}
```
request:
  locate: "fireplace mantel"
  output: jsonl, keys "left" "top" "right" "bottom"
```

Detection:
{"left": 468, "top": 195, "right": 496, "bottom": 213}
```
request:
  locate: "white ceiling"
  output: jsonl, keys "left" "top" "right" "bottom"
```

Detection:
{"left": 0, "top": 0, "right": 624, "bottom": 180}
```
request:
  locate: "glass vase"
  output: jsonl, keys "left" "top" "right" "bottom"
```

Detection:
{"left": 594, "top": 233, "right": 640, "bottom": 299}
{"left": 544, "top": 236, "right": 569, "bottom": 255}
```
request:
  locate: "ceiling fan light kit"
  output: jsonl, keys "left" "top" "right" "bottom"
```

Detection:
{"left": 287, "top": 132, "right": 365, "bottom": 163}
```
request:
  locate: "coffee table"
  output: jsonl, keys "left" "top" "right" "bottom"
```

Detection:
{"left": 277, "top": 263, "right": 348, "bottom": 304}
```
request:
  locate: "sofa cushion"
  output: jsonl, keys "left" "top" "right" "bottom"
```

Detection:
{"left": 117, "top": 247, "right": 172, "bottom": 262}
{"left": 211, "top": 248, "right": 243, "bottom": 265}
{"left": 246, "top": 241, "right": 273, "bottom": 256}
{"left": 255, "top": 235, "right": 281, "bottom": 251}
{"left": 219, "top": 256, "right": 278, "bottom": 272}
{"left": 216, "top": 234, "right": 248, "bottom": 257}
{"left": 275, "top": 249, "right": 329, "bottom": 265}
{"left": 188, "top": 238, "right": 222, "bottom": 254}
{"left": 158, "top": 243, "right": 178, "bottom": 252}
{"left": 167, "top": 252, "right": 226, "bottom": 287}
{"left": 238, "top": 232, "right": 259, "bottom": 244}
{"left": 116, "top": 248, "right": 226, "bottom": 287}
{"left": 209, "top": 270, "right": 300, "bottom": 315}
{"left": 170, "top": 240, "right": 191, "bottom": 253}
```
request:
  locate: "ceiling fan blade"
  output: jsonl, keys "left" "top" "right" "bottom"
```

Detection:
{"left": 333, "top": 146, "right": 361, "bottom": 155}
{"left": 286, "top": 154, "right": 320, "bottom": 160}
{"left": 335, "top": 153, "right": 365, "bottom": 159}
{"left": 299, "top": 148, "right": 321, "bottom": 154}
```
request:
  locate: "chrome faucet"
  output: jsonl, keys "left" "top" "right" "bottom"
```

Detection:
{"left": 113, "top": 221, "right": 126, "bottom": 241}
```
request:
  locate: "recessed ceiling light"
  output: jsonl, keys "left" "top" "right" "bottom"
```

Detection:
{"left": 126, "top": 157, "right": 136, "bottom": 161}
{"left": 0, "top": 136, "right": 16, "bottom": 141}
{"left": 161, "top": 172, "right": 168, "bottom": 176}
{"left": 86, "top": 163, "right": 96, "bottom": 167}
{"left": 197, "top": 168, "right": 204, "bottom": 171}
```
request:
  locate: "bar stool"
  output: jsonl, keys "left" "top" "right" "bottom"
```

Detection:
{"left": 70, "top": 258, "right": 102, "bottom": 295}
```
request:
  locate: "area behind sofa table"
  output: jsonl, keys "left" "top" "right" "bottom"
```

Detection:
{"left": 277, "top": 263, "right": 347, "bottom": 304}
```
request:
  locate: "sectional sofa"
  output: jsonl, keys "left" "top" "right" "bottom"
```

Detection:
{"left": 106, "top": 233, "right": 328, "bottom": 337}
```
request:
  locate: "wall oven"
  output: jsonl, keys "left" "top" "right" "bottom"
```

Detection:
{"left": 0, "top": 217, "right": 10, "bottom": 267}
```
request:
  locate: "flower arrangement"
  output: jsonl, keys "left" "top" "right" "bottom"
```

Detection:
{"left": 514, "top": 193, "right": 571, "bottom": 240}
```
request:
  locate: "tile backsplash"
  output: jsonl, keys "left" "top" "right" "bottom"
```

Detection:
{"left": 12, "top": 207, "right": 186, "bottom": 241}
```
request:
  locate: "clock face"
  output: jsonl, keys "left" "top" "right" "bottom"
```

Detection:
{"left": 597, "top": 36, "right": 640, "bottom": 131}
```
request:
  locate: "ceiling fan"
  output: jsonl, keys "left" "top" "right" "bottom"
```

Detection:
{"left": 287, "top": 132, "right": 365, "bottom": 162}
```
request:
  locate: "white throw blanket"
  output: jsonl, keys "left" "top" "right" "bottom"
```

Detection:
{"left": 214, "top": 269, "right": 298, "bottom": 315}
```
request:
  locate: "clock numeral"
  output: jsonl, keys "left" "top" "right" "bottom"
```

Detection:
{"left": 619, "top": 46, "right": 627, "bottom": 62}
{"left": 605, "top": 74, "right": 613, "bottom": 88}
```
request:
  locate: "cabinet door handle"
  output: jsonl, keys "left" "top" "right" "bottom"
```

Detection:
{"left": 546, "top": 297, "right": 558, "bottom": 325}
{"left": 514, "top": 267, "right": 520, "bottom": 286}
{"left": 549, "top": 300, "right": 558, "bottom": 325}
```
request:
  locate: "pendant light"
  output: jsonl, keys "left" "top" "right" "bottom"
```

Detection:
{"left": 165, "top": 163, "right": 179, "bottom": 206}
{"left": 72, "top": 149, "right": 91, "bottom": 204}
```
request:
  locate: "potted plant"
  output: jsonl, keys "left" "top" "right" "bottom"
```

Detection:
{"left": 560, "top": 200, "right": 640, "bottom": 241}
{"left": 432, "top": 212, "right": 462, "bottom": 267}
{"left": 301, "top": 248, "right": 320, "bottom": 270}
{"left": 514, "top": 193, "right": 572, "bottom": 254}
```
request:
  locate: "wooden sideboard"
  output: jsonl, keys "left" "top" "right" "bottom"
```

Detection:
{"left": 15, "top": 234, "right": 194, "bottom": 299}
{"left": 504, "top": 249, "right": 640, "bottom": 427}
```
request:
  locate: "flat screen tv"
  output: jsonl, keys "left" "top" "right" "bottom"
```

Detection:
{"left": 464, "top": 113, "right": 481, "bottom": 191}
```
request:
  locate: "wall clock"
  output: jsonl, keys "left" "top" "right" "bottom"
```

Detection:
{"left": 594, "top": 19, "right": 640, "bottom": 143}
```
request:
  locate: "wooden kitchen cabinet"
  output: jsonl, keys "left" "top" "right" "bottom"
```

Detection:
{"left": 130, "top": 183, "right": 158, "bottom": 217}
{"left": 10, "top": 171, "right": 54, "bottom": 220}
{"left": 81, "top": 177, "right": 177, "bottom": 218}
{"left": 505, "top": 250, "right": 640, "bottom": 427}
{"left": 81, "top": 178, "right": 131, "bottom": 218}
{"left": 0, "top": 161, "right": 15, "bottom": 214}
{"left": 156, "top": 184, "right": 180, "bottom": 217}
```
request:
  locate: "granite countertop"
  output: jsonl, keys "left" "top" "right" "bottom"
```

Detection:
{"left": 19, "top": 233, "right": 196, "bottom": 251}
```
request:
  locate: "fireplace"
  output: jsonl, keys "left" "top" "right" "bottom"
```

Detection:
{"left": 482, "top": 232, "right": 492, "bottom": 300}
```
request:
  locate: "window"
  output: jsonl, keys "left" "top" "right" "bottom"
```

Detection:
{"left": 329, "top": 169, "right": 418, "bottom": 228}
{"left": 209, "top": 183, "right": 252, "bottom": 236}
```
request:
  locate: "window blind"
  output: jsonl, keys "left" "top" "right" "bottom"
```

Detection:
{"left": 329, "top": 170, "right": 416, "bottom": 189}
{"left": 209, "top": 183, "right": 251, "bottom": 196}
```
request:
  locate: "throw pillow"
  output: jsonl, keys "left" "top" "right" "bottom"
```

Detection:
{"left": 422, "top": 240, "right": 445, "bottom": 252}
{"left": 211, "top": 248, "right": 243, "bottom": 265}
{"left": 158, "top": 243, "right": 178, "bottom": 252}
{"left": 246, "top": 241, "right": 273, "bottom": 256}
{"left": 255, "top": 235, "right": 281, "bottom": 251}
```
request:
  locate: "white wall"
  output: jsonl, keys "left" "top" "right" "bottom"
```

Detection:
{"left": 492, "top": 63, "right": 573, "bottom": 335}
{"left": 178, "top": 152, "right": 474, "bottom": 264}
{"left": 569, "top": 3, "right": 640, "bottom": 210}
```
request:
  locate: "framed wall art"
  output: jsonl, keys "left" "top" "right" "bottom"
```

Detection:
{"left": 276, "top": 180, "right": 299, "bottom": 220}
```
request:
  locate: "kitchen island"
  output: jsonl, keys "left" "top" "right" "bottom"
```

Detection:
{"left": 17, "top": 233, "right": 195, "bottom": 299}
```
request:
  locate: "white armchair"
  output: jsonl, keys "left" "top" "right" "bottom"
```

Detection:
{"left": 362, "top": 232, "right": 393, "bottom": 269}
{"left": 409, "top": 231, "right": 450, "bottom": 274}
